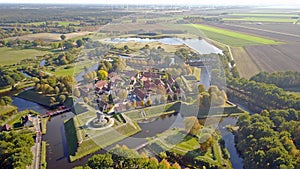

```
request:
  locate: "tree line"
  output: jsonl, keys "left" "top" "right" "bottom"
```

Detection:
{"left": 250, "top": 71, "right": 300, "bottom": 89}
{"left": 227, "top": 78, "right": 300, "bottom": 110}
{"left": 74, "top": 145, "right": 182, "bottom": 169}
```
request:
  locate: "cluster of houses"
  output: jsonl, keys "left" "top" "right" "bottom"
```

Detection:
{"left": 129, "top": 69, "right": 181, "bottom": 102}
{"left": 79, "top": 68, "right": 181, "bottom": 115}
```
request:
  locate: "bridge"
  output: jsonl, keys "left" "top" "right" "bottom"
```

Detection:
{"left": 41, "top": 107, "right": 71, "bottom": 118}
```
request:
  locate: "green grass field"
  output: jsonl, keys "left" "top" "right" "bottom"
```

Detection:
{"left": 49, "top": 60, "right": 97, "bottom": 77}
{"left": 188, "top": 24, "right": 281, "bottom": 47}
{"left": 228, "top": 13, "right": 299, "bottom": 17}
{"left": 223, "top": 17, "right": 298, "bottom": 23}
{"left": 0, "top": 47, "right": 49, "bottom": 65}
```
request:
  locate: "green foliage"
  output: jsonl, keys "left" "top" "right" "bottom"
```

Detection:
{"left": 0, "top": 67, "right": 26, "bottom": 88}
{"left": 236, "top": 109, "right": 300, "bottom": 169}
{"left": 227, "top": 78, "right": 300, "bottom": 110}
{"left": 0, "top": 96, "right": 13, "bottom": 106}
{"left": 251, "top": 71, "right": 300, "bottom": 89}
{"left": 0, "top": 131, "right": 34, "bottom": 169}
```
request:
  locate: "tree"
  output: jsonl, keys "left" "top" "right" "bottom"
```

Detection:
{"left": 0, "top": 131, "right": 34, "bottom": 169}
{"left": 0, "top": 96, "right": 13, "bottom": 106}
{"left": 97, "top": 69, "right": 108, "bottom": 80}
{"left": 76, "top": 39, "right": 84, "bottom": 47}
{"left": 198, "top": 84, "right": 206, "bottom": 93}
{"left": 184, "top": 116, "right": 202, "bottom": 136}
{"left": 74, "top": 88, "right": 81, "bottom": 98}
{"left": 60, "top": 34, "right": 66, "bottom": 40}
{"left": 59, "top": 95, "right": 66, "bottom": 103}
{"left": 87, "top": 153, "right": 113, "bottom": 169}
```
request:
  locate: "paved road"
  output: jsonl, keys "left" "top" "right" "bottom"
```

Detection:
{"left": 30, "top": 116, "right": 42, "bottom": 169}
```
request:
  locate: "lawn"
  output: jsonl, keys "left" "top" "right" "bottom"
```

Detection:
{"left": 188, "top": 24, "right": 281, "bottom": 47}
{"left": 0, "top": 47, "right": 49, "bottom": 65}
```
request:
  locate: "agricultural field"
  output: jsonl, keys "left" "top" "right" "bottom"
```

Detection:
{"left": 8, "top": 31, "right": 92, "bottom": 42}
{"left": 223, "top": 13, "right": 300, "bottom": 23}
{"left": 208, "top": 23, "right": 300, "bottom": 42}
{"left": 189, "top": 24, "right": 280, "bottom": 47}
{"left": 230, "top": 47, "right": 260, "bottom": 79}
{"left": 0, "top": 47, "right": 49, "bottom": 65}
{"left": 245, "top": 43, "right": 300, "bottom": 72}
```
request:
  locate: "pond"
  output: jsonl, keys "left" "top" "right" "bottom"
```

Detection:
{"left": 103, "top": 37, "right": 222, "bottom": 54}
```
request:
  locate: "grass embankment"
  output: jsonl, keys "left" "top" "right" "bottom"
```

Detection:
{"left": 41, "top": 117, "right": 49, "bottom": 134}
{"left": 189, "top": 24, "right": 281, "bottom": 47}
{"left": 123, "top": 102, "right": 177, "bottom": 121}
{"left": 0, "top": 47, "right": 49, "bottom": 66}
{"left": 1, "top": 109, "right": 38, "bottom": 128}
{"left": 40, "top": 141, "right": 47, "bottom": 169}
{"left": 65, "top": 111, "right": 141, "bottom": 162}
{"left": 147, "top": 128, "right": 231, "bottom": 168}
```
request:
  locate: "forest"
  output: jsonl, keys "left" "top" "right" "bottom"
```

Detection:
{"left": 236, "top": 109, "right": 300, "bottom": 169}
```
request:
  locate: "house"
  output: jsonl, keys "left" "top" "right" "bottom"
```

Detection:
{"left": 1, "top": 124, "right": 12, "bottom": 131}
{"left": 22, "top": 115, "right": 33, "bottom": 127}
{"left": 132, "top": 88, "right": 147, "bottom": 101}
{"left": 95, "top": 80, "right": 108, "bottom": 90}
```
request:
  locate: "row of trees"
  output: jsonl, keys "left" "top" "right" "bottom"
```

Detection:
{"left": 236, "top": 109, "right": 300, "bottom": 169}
{"left": 0, "top": 131, "right": 34, "bottom": 169}
{"left": 250, "top": 71, "right": 300, "bottom": 89}
{"left": 74, "top": 145, "right": 182, "bottom": 169}
{"left": 227, "top": 78, "right": 300, "bottom": 110}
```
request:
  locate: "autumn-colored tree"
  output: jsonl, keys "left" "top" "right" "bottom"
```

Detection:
{"left": 97, "top": 69, "right": 108, "bottom": 80}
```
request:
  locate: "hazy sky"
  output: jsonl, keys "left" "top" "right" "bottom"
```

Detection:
{"left": 1, "top": 0, "right": 300, "bottom": 6}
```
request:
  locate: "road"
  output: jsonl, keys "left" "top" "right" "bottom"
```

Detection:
{"left": 30, "top": 116, "right": 42, "bottom": 169}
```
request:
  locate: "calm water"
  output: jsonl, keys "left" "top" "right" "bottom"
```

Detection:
{"left": 104, "top": 37, "right": 222, "bottom": 54}
{"left": 12, "top": 97, "right": 48, "bottom": 114}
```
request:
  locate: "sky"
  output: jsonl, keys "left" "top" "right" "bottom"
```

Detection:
{"left": 1, "top": 0, "right": 300, "bottom": 6}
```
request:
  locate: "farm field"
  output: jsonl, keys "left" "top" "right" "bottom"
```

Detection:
{"left": 245, "top": 43, "right": 300, "bottom": 72}
{"left": 189, "top": 24, "right": 280, "bottom": 47}
{"left": 208, "top": 23, "right": 300, "bottom": 42}
{"left": 230, "top": 47, "right": 260, "bottom": 79}
{"left": 223, "top": 17, "right": 298, "bottom": 23}
{"left": 8, "top": 31, "right": 92, "bottom": 42}
{"left": 0, "top": 47, "right": 49, "bottom": 65}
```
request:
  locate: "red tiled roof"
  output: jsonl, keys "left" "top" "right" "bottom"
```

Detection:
{"left": 95, "top": 80, "right": 108, "bottom": 89}
{"left": 133, "top": 88, "right": 146, "bottom": 100}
